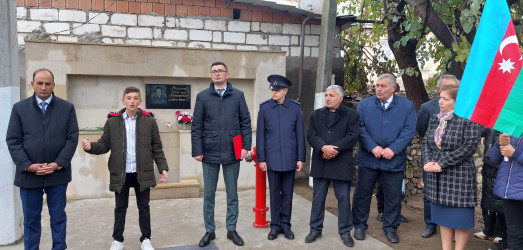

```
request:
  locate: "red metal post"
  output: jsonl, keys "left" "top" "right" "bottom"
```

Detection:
{"left": 250, "top": 147, "right": 269, "bottom": 227}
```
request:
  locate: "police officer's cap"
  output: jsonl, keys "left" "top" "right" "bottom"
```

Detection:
{"left": 267, "top": 74, "right": 292, "bottom": 90}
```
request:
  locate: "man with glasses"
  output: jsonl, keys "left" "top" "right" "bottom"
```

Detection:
{"left": 191, "top": 62, "right": 252, "bottom": 247}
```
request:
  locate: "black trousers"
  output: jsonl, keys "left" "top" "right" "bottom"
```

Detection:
{"left": 482, "top": 210, "right": 506, "bottom": 239}
{"left": 503, "top": 199, "right": 523, "bottom": 249}
{"left": 113, "top": 173, "right": 151, "bottom": 243}
{"left": 267, "top": 169, "right": 295, "bottom": 230}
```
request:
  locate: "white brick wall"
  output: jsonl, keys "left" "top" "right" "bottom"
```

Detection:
{"left": 101, "top": 25, "right": 126, "bottom": 38}
{"left": 43, "top": 22, "right": 70, "bottom": 35}
{"left": 228, "top": 21, "right": 250, "bottom": 32}
{"left": 179, "top": 18, "right": 203, "bottom": 29}
{"left": 17, "top": 8, "right": 340, "bottom": 59}
{"left": 246, "top": 34, "right": 267, "bottom": 45}
{"left": 17, "top": 21, "right": 41, "bottom": 33}
{"left": 204, "top": 20, "right": 226, "bottom": 31}
{"left": 189, "top": 30, "right": 212, "bottom": 41}
{"left": 282, "top": 23, "right": 301, "bottom": 35}
{"left": 89, "top": 13, "right": 109, "bottom": 24}
{"left": 111, "top": 13, "right": 137, "bottom": 26}
{"left": 30, "top": 9, "right": 58, "bottom": 21}
{"left": 128, "top": 27, "right": 152, "bottom": 39}
{"left": 261, "top": 23, "right": 282, "bottom": 34}
{"left": 268, "top": 35, "right": 289, "bottom": 46}
{"left": 59, "top": 10, "right": 86, "bottom": 22}
{"left": 138, "top": 15, "right": 164, "bottom": 27}
{"left": 224, "top": 32, "right": 246, "bottom": 44}
{"left": 164, "top": 29, "right": 187, "bottom": 40}
{"left": 17, "top": 7, "right": 27, "bottom": 19}
{"left": 72, "top": 23, "right": 100, "bottom": 35}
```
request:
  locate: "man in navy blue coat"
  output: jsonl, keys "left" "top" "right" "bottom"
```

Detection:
{"left": 416, "top": 75, "right": 459, "bottom": 238}
{"left": 352, "top": 73, "right": 416, "bottom": 244}
{"left": 256, "top": 74, "right": 305, "bottom": 241}
{"left": 6, "top": 68, "right": 79, "bottom": 250}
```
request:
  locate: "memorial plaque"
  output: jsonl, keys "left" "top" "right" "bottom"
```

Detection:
{"left": 146, "top": 84, "right": 191, "bottom": 109}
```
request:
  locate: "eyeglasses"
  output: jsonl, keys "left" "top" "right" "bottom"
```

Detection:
{"left": 210, "top": 70, "right": 227, "bottom": 74}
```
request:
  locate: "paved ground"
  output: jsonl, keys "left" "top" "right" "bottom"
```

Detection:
{"left": 1, "top": 189, "right": 391, "bottom": 250}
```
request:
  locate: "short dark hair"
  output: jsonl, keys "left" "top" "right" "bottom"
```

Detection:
{"left": 440, "top": 85, "right": 459, "bottom": 100}
{"left": 155, "top": 86, "right": 162, "bottom": 90}
{"left": 211, "top": 62, "right": 228, "bottom": 72}
{"left": 123, "top": 86, "right": 141, "bottom": 97}
{"left": 32, "top": 68, "right": 54, "bottom": 82}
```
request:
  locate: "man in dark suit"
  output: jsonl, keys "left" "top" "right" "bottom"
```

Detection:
{"left": 304, "top": 85, "right": 360, "bottom": 247}
{"left": 6, "top": 68, "right": 79, "bottom": 250}
{"left": 256, "top": 74, "right": 306, "bottom": 241}
{"left": 416, "top": 75, "right": 459, "bottom": 238}
{"left": 352, "top": 73, "right": 416, "bottom": 243}
{"left": 191, "top": 62, "right": 252, "bottom": 247}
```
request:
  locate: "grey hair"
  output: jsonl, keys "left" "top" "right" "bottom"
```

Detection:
{"left": 377, "top": 73, "right": 397, "bottom": 87}
{"left": 437, "top": 74, "right": 460, "bottom": 87}
{"left": 326, "top": 85, "right": 344, "bottom": 97}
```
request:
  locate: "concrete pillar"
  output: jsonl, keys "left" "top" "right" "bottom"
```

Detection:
{"left": 0, "top": 0, "right": 23, "bottom": 245}
{"left": 310, "top": 0, "right": 337, "bottom": 186}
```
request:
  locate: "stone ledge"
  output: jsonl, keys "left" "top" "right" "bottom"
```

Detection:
{"left": 150, "top": 178, "right": 200, "bottom": 200}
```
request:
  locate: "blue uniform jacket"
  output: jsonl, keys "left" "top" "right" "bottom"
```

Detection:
{"left": 492, "top": 134, "right": 523, "bottom": 201}
{"left": 256, "top": 97, "right": 306, "bottom": 171}
{"left": 357, "top": 95, "right": 416, "bottom": 172}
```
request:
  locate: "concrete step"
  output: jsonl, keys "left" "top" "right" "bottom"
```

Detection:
{"left": 150, "top": 178, "right": 200, "bottom": 200}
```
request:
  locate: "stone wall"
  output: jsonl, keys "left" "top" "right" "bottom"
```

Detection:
{"left": 15, "top": 3, "right": 337, "bottom": 58}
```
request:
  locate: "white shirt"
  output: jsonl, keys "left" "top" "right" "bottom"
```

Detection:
{"left": 214, "top": 84, "right": 227, "bottom": 96}
{"left": 122, "top": 112, "right": 137, "bottom": 173}
{"left": 36, "top": 95, "right": 53, "bottom": 110}
{"left": 382, "top": 95, "right": 393, "bottom": 109}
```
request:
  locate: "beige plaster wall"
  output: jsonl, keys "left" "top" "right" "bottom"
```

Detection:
{"left": 25, "top": 41, "right": 283, "bottom": 199}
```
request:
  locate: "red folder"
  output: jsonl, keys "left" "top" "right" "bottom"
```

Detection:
{"left": 233, "top": 135, "right": 243, "bottom": 159}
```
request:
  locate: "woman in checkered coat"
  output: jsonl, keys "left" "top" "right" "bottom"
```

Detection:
{"left": 421, "top": 86, "right": 481, "bottom": 250}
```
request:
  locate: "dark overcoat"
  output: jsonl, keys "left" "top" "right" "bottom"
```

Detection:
{"left": 421, "top": 114, "right": 481, "bottom": 208}
{"left": 191, "top": 82, "right": 252, "bottom": 164}
{"left": 307, "top": 105, "right": 360, "bottom": 181}
{"left": 416, "top": 98, "right": 439, "bottom": 138}
{"left": 256, "top": 97, "right": 306, "bottom": 171}
{"left": 7, "top": 94, "right": 79, "bottom": 188}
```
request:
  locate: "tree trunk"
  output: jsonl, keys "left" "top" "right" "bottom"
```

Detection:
{"left": 386, "top": 0, "right": 430, "bottom": 111}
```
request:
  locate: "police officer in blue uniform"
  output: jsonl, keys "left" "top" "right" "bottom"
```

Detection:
{"left": 256, "top": 74, "right": 306, "bottom": 241}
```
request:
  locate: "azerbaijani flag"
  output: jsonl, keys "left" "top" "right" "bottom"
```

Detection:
{"left": 454, "top": 0, "right": 523, "bottom": 136}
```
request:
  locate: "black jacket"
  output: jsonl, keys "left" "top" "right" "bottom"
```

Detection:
{"left": 191, "top": 82, "right": 252, "bottom": 164}
{"left": 307, "top": 105, "right": 360, "bottom": 181}
{"left": 85, "top": 108, "right": 168, "bottom": 193}
{"left": 7, "top": 94, "right": 79, "bottom": 188}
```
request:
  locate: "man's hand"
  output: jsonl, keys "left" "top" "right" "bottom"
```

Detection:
{"left": 501, "top": 145, "right": 516, "bottom": 158}
{"left": 259, "top": 162, "right": 267, "bottom": 172}
{"left": 241, "top": 149, "right": 248, "bottom": 160}
{"left": 321, "top": 145, "right": 339, "bottom": 159}
{"left": 499, "top": 134, "right": 510, "bottom": 146}
{"left": 160, "top": 170, "right": 168, "bottom": 182}
{"left": 382, "top": 148, "right": 395, "bottom": 160}
{"left": 82, "top": 138, "right": 91, "bottom": 151}
{"left": 35, "top": 162, "right": 60, "bottom": 175}
{"left": 26, "top": 163, "right": 47, "bottom": 173}
{"left": 371, "top": 146, "right": 384, "bottom": 159}
{"left": 296, "top": 161, "right": 303, "bottom": 171}
{"left": 193, "top": 155, "right": 203, "bottom": 162}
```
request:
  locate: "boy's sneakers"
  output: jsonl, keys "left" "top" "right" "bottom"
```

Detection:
{"left": 110, "top": 240, "right": 124, "bottom": 250}
{"left": 493, "top": 237, "right": 502, "bottom": 244}
{"left": 473, "top": 231, "right": 494, "bottom": 240}
{"left": 141, "top": 239, "right": 154, "bottom": 250}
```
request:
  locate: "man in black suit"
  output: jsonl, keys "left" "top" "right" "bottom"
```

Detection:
{"left": 416, "top": 74, "right": 459, "bottom": 238}
{"left": 305, "top": 85, "right": 360, "bottom": 247}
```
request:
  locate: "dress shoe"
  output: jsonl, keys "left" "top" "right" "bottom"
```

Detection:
{"left": 304, "top": 231, "right": 322, "bottom": 243}
{"left": 282, "top": 229, "right": 295, "bottom": 240}
{"left": 376, "top": 212, "right": 383, "bottom": 222}
{"left": 400, "top": 214, "right": 408, "bottom": 223}
{"left": 385, "top": 231, "right": 399, "bottom": 243}
{"left": 199, "top": 232, "right": 215, "bottom": 247}
{"left": 354, "top": 228, "right": 365, "bottom": 240}
{"left": 268, "top": 229, "right": 280, "bottom": 240}
{"left": 340, "top": 233, "right": 354, "bottom": 247}
{"left": 421, "top": 227, "right": 437, "bottom": 238}
{"left": 227, "top": 230, "right": 244, "bottom": 246}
